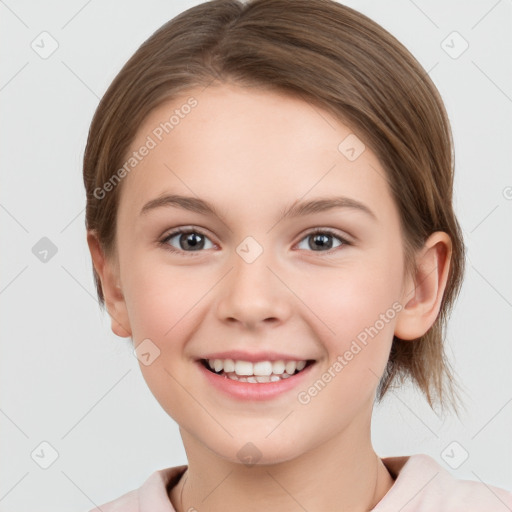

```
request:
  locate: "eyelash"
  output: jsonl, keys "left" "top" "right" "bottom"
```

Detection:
{"left": 158, "top": 226, "right": 351, "bottom": 257}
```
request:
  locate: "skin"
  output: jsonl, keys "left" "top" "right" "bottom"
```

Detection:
{"left": 88, "top": 82, "right": 452, "bottom": 511}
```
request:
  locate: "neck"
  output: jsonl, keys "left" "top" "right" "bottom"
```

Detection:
{"left": 170, "top": 421, "right": 395, "bottom": 512}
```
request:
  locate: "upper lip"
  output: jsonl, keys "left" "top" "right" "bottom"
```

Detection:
{"left": 198, "top": 350, "right": 315, "bottom": 363}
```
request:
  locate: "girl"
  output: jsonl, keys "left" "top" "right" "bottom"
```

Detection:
{"left": 83, "top": 0, "right": 512, "bottom": 510}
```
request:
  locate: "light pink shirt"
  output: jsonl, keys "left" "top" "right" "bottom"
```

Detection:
{"left": 88, "top": 454, "right": 512, "bottom": 511}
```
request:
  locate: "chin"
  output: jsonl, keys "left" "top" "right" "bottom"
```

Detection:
{"left": 209, "top": 437, "right": 308, "bottom": 468}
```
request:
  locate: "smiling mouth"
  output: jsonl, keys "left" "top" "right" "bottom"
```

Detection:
{"left": 199, "top": 358, "right": 316, "bottom": 383}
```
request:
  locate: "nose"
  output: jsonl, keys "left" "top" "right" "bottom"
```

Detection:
{"left": 216, "top": 249, "right": 292, "bottom": 330}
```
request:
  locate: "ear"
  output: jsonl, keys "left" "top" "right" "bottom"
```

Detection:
{"left": 394, "top": 231, "right": 452, "bottom": 340}
{"left": 87, "top": 230, "right": 132, "bottom": 338}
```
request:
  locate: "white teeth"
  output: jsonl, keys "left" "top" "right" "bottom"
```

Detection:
{"left": 285, "top": 361, "right": 297, "bottom": 374}
{"left": 235, "top": 360, "right": 253, "bottom": 376}
{"left": 226, "top": 372, "right": 294, "bottom": 382}
{"left": 223, "top": 359, "right": 235, "bottom": 373}
{"left": 205, "top": 357, "right": 311, "bottom": 381}
{"left": 272, "top": 360, "right": 285, "bottom": 374}
{"left": 253, "top": 361, "right": 273, "bottom": 376}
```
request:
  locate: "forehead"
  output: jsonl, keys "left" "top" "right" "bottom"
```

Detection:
{"left": 117, "top": 83, "right": 395, "bottom": 224}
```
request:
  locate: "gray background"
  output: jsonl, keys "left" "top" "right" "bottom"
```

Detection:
{"left": 1, "top": 0, "right": 511, "bottom": 510}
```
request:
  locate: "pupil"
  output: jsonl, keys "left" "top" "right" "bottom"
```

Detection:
{"left": 311, "top": 233, "right": 332, "bottom": 250}
{"left": 182, "top": 232, "right": 203, "bottom": 250}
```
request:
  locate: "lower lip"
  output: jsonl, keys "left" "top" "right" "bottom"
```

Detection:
{"left": 196, "top": 360, "right": 316, "bottom": 401}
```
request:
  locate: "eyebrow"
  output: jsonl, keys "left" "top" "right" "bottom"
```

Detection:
{"left": 139, "top": 194, "right": 377, "bottom": 222}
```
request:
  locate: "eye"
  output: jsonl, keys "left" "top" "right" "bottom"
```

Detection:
{"left": 159, "top": 228, "right": 215, "bottom": 256}
{"left": 159, "top": 227, "right": 350, "bottom": 257}
{"left": 296, "top": 229, "right": 349, "bottom": 253}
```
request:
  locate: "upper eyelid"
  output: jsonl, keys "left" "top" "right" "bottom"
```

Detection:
{"left": 161, "top": 226, "right": 217, "bottom": 244}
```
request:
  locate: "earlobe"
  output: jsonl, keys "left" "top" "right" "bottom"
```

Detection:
{"left": 394, "top": 232, "right": 452, "bottom": 340}
{"left": 86, "top": 230, "right": 132, "bottom": 338}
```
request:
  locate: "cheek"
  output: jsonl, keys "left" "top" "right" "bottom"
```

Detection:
{"left": 305, "top": 258, "right": 402, "bottom": 329}
{"left": 297, "top": 251, "right": 403, "bottom": 367}
{"left": 121, "top": 256, "right": 208, "bottom": 341}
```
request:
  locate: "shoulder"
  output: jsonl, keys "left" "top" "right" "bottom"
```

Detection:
{"left": 373, "top": 453, "right": 512, "bottom": 512}
{"left": 87, "top": 465, "right": 188, "bottom": 512}
{"left": 88, "top": 488, "right": 139, "bottom": 512}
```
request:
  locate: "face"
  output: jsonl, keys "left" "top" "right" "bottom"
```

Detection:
{"left": 109, "top": 83, "right": 411, "bottom": 464}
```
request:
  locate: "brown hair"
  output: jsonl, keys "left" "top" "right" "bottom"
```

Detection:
{"left": 83, "top": 0, "right": 467, "bottom": 416}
